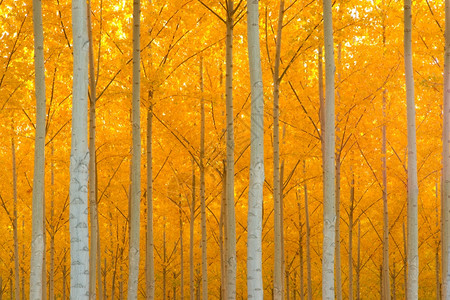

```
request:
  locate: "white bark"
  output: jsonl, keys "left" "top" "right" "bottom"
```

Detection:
{"left": 12, "top": 130, "right": 20, "bottom": 300}
{"left": 442, "top": 0, "right": 450, "bottom": 298}
{"left": 404, "top": 0, "right": 419, "bottom": 298}
{"left": 322, "top": 0, "right": 336, "bottom": 298}
{"left": 225, "top": 1, "right": 237, "bottom": 298}
{"left": 246, "top": 0, "right": 264, "bottom": 298}
{"left": 70, "top": 0, "right": 90, "bottom": 298}
{"left": 190, "top": 160, "right": 196, "bottom": 300}
{"left": 272, "top": 2, "right": 284, "bottom": 299}
{"left": 128, "top": 0, "right": 142, "bottom": 298}
{"left": 30, "top": 0, "right": 46, "bottom": 299}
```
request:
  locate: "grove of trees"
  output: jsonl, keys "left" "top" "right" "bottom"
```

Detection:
{"left": 0, "top": 0, "right": 449, "bottom": 298}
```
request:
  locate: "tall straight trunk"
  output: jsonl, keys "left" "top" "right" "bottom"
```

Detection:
{"left": 298, "top": 200, "right": 304, "bottom": 300}
{"left": 180, "top": 198, "right": 184, "bottom": 299}
{"left": 403, "top": 222, "right": 407, "bottom": 299}
{"left": 190, "top": 160, "right": 196, "bottom": 300}
{"left": 128, "top": 0, "right": 142, "bottom": 298}
{"left": 11, "top": 130, "right": 20, "bottom": 300}
{"left": 87, "top": 0, "right": 100, "bottom": 298}
{"left": 272, "top": 2, "right": 285, "bottom": 299}
{"left": 199, "top": 57, "right": 208, "bottom": 300}
{"left": 304, "top": 162, "right": 312, "bottom": 300}
{"left": 348, "top": 174, "right": 355, "bottom": 300}
{"left": 322, "top": 0, "right": 336, "bottom": 297}
{"left": 442, "top": 0, "right": 450, "bottom": 298}
{"left": 147, "top": 102, "right": 155, "bottom": 299}
{"left": 30, "top": 0, "right": 46, "bottom": 298}
{"left": 382, "top": 89, "right": 391, "bottom": 300}
{"left": 220, "top": 163, "right": 227, "bottom": 299}
{"left": 246, "top": 0, "right": 265, "bottom": 298}
{"left": 356, "top": 220, "right": 361, "bottom": 300}
{"left": 436, "top": 180, "right": 441, "bottom": 300}
{"left": 335, "top": 42, "right": 342, "bottom": 300}
{"left": 225, "top": 1, "right": 237, "bottom": 298}
{"left": 70, "top": 0, "right": 90, "bottom": 297}
{"left": 49, "top": 143, "right": 55, "bottom": 300}
{"left": 404, "top": 0, "right": 419, "bottom": 298}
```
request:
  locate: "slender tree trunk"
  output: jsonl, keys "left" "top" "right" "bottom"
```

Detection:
{"left": 403, "top": 222, "right": 407, "bottom": 299}
{"left": 49, "top": 143, "right": 55, "bottom": 300}
{"left": 220, "top": 163, "right": 227, "bottom": 299}
{"left": 128, "top": 0, "right": 142, "bottom": 298}
{"left": 11, "top": 129, "right": 20, "bottom": 300}
{"left": 442, "top": 0, "right": 450, "bottom": 298}
{"left": 302, "top": 162, "right": 312, "bottom": 300}
{"left": 30, "top": 0, "right": 46, "bottom": 298}
{"left": 271, "top": 2, "right": 285, "bottom": 299}
{"left": 322, "top": 0, "right": 336, "bottom": 297}
{"left": 436, "top": 180, "right": 441, "bottom": 300}
{"left": 70, "top": 0, "right": 90, "bottom": 297}
{"left": 404, "top": 1, "right": 419, "bottom": 298}
{"left": 225, "top": 1, "right": 237, "bottom": 298}
{"left": 348, "top": 174, "right": 355, "bottom": 300}
{"left": 199, "top": 57, "right": 208, "bottom": 300}
{"left": 246, "top": 0, "right": 265, "bottom": 298}
{"left": 87, "top": 0, "right": 100, "bottom": 298}
{"left": 180, "top": 198, "right": 184, "bottom": 300}
{"left": 356, "top": 220, "right": 361, "bottom": 300}
{"left": 298, "top": 199, "right": 304, "bottom": 300}
{"left": 335, "top": 42, "right": 342, "bottom": 300}
{"left": 190, "top": 160, "right": 196, "bottom": 300}
{"left": 382, "top": 89, "right": 391, "bottom": 300}
{"left": 147, "top": 102, "right": 155, "bottom": 299}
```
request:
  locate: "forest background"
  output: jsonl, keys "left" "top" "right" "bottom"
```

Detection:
{"left": 0, "top": 0, "right": 446, "bottom": 298}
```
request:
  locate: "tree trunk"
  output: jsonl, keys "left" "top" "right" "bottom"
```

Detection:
{"left": 335, "top": 42, "right": 342, "bottom": 300}
{"left": 220, "top": 163, "right": 227, "bottom": 299}
{"left": 442, "top": 0, "right": 450, "bottom": 298}
{"left": 404, "top": 1, "right": 419, "bottom": 298}
{"left": 322, "top": 0, "right": 336, "bottom": 297}
{"left": 272, "top": 2, "right": 285, "bottom": 299}
{"left": 87, "top": 0, "right": 100, "bottom": 297}
{"left": 30, "top": 0, "right": 46, "bottom": 298}
{"left": 382, "top": 89, "right": 391, "bottom": 300}
{"left": 190, "top": 160, "right": 196, "bottom": 300}
{"left": 128, "top": 0, "right": 142, "bottom": 298}
{"left": 356, "top": 220, "right": 361, "bottom": 300}
{"left": 147, "top": 103, "right": 155, "bottom": 299}
{"left": 49, "top": 143, "right": 55, "bottom": 300}
{"left": 403, "top": 222, "right": 407, "bottom": 299}
{"left": 70, "top": 0, "right": 90, "bottom": 297}
{"left": 11, "top": 129, "right": 20, "bottom": 300}
{"left": 436, "top": 180, "right": 441, "bottom": 300}
{"left": 246, "top": 0, "right": 265, "bottom": 298}
{"left": 298, "top": 199, "right": 304, "bottom": 300}
{"left": 304, "top": 162, "right": 312, "bottom": 300}
{"left": 348, "top": 174, "right": 355, "bottom": 300}
{"left": 199, "top": 57, "right": 208, "bottom": 300}
{"left": 225, "top": 1, "right": 237, "bottom": 298}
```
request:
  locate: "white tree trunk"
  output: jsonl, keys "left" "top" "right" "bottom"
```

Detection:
{"left": 225, "top": 1, "right": 237, "bottom": 298}
{"left": 246, "top": 0, "right": 264, "bottom": 298}
{"left": 190, "top": 160, "right": 196, "bottom": 300}
{"left": 11, "top": 130, "right": 20, "bottom": 300}
{"left": 87, "top": 1, "right": 100, "bottom": 297}
{"left": 70, "top": 0, "right": 90, "bottom": 298}
{"left": 404, "top": 0, "right": 419, "bottom": 298}
{"left": 322, "top": 0, "right": 336, "bottom": 298}
{"left": 272, "top": 1, "right": 284, "bottom": 299}
{"left": 442, "top": 0, "right": 450, "bottom": 298}
{"left": 128, "top": 0, "right": 142, "bottom": 298}
{"left": 30, "top": 0, "right": 46, "bottom": 299}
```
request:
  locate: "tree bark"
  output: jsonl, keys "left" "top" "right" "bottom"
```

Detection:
{"left": 199, "top": 57, "right": 208, "bottom": 300}
{"left": 404, "top": 0, "right": 419, "bottom": 298}
{"left": 11, "top": 129, "right": 20, "bottom": 300}
{"left": 348, "top": 174, "right": 355, "bottom": 300}
{"left": 70, "top": 0, "right": 90, "bottom": 297}
{"left": 190, "top": 160, "right": 196, "bottom": 300}
{"left": 442, "top": 0, "right": 450, "bottom": 298}
{"left": 30, "top": 0, "right": 46, "bottom": 298}
{"left": 322, "top": 0, "right": 336, "bottom": 297}
{"left": 272, "top": 2, "right": 285, "bottom": 299}
{"left": 225, "top": 1, "right": 237, "bottom": 298}
{"left": 127, "top": 0, "right": 142, "bottom": 298}
{"left": 147, "top": 101, "right": 155, "bottom": 299}
{"left": 304, "top": 162, "right": 312, "bottom": 300}
{"left": 246, "top": 0, "right": 265, "bottom": 298}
